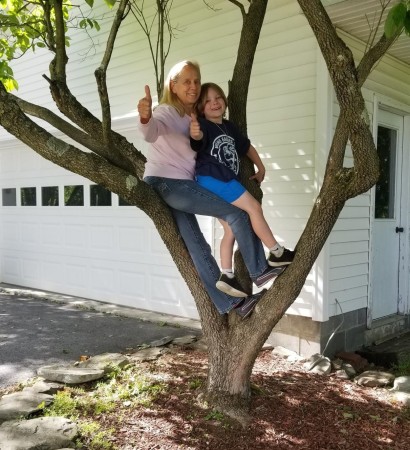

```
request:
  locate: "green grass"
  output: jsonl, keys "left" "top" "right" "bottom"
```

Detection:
{"left": 391, "top": 355, "right": 410, "bottom": 376}
{"left": 43, "top": 365, "right": 167, "bottom": 449}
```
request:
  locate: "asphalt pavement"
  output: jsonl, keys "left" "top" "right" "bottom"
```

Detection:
{"left": 0, "top": 284, "right": 200, "bottom": 389}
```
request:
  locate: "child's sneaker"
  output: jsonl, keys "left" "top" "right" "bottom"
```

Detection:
{"left": 253, "top": 265, "right": 285, "bottom": 288}
{"left": 268, "top": 248, "right": 295, "bottom": 267}
{"left": 216, "top": 273, "right": 248, "bottom": 298}
{"left": 234, "top": 290, "right": 266, "bottom": 319}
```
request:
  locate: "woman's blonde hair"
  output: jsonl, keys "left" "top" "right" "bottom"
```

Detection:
{"left": 160, "top": 60, "right": 201, "bottom": 117}
{"left": 195, "top": 82, "right": 228, "bottom": 118}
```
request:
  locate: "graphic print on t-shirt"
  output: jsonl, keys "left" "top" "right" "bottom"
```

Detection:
{"left": 210, "top": 134, "right": 239, "bottom": 175}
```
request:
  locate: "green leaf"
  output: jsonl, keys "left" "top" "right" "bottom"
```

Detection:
{"left": 385, "top": 3, "right": 407, "bottom": 38}
{"left": 85, "top": 0, "right": 94, "bottom": 7}
{"left": 104, "top": 0, "right": 116, "bottom": 8}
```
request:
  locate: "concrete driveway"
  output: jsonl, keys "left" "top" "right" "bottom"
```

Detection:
{"left": 0, "top": 284, "right": 200, "bottom": 389}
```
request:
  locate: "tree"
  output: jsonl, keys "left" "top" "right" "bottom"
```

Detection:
{"left": 0, "top": 0, "right": 408, "bottom": 424}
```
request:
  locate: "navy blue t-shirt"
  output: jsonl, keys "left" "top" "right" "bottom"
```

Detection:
{"left": 190, "top": 118, "right": 250, "bottom": 182}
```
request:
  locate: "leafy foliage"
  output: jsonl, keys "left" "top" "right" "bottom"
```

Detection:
{"left": 384, "top": 0, "right": 410, "bottom": 38}
{"left": 0, "top": 0, "right": 110, "bottom": 91}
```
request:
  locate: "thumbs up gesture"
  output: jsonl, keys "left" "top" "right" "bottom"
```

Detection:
{"left": 137, "top": 85, "right": 152, "bottom": 124}
{"left": 190, "top": 113, "right": 203, "bottom": 140}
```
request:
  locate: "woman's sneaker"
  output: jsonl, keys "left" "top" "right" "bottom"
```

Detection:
{"left": 268, "top": 248, "right": 295, "bottom": 267}
{"left": 216, "top": 274, "right": 248, "bottom": 297}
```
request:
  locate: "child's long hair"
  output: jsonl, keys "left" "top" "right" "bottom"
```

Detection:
{"left": 195, "top": 82, "right": 228, "bottom": 118}
{"left": 160, "top": 60, "right": 201, "bottom": 117}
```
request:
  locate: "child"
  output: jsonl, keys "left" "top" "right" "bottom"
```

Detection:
{"left": 190, "top": 82, "right": 294, "bottom": 297}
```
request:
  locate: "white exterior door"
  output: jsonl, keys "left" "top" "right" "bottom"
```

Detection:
{"left": 371, "top": 110, "right": 405, "bottom": 319}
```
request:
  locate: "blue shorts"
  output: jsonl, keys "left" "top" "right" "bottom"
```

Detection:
{"left": 196, "top": 175, "right": 246, "bottom": 203}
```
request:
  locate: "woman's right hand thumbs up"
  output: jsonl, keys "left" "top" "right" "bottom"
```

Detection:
{"left": 137, "top": 85, "right": 153, "bottom": 124}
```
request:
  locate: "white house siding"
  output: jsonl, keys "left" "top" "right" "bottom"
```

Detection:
{"left": 326, "top": 31, "right": 410, "bottom": 319}
{"left": 0, "top": 0, "right": 332, "bottom": 321}
{"left": 220, "top": 0, "right": 318, "bottom": 317}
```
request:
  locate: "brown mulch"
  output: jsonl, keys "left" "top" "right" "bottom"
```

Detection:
{"left": 1, "top": 346, "right": 409, "bottom": 449}
{"left": 101, "top": 348, "right": 409, "bottom": 450}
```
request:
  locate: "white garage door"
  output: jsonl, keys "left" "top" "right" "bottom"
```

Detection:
{"left": 0, "top": 137, "right": 205, "bottom": 320}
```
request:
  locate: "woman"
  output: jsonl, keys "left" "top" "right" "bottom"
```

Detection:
{"left": 137, "top": 61, "right": 281, "bottom": 319}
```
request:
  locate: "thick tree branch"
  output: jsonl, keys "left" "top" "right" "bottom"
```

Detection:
{"left": 51, "top": 0, "right": 68, "bottom": 82}
{"left": 357, "top": 32, "right": 398, "bottom": 86}
{"left": 96, "top": 0, "right": 130, "bottom": 142}
{"left": 228, "top": 0, "right": 267, "bottom": 204}
{"left": 10, "top": 93, "right": 146, "bottom": 176}
{"left": 298, "top": 0, "right": 379, "bottom": 199}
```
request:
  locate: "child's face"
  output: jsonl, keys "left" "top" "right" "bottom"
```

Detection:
{"left": 203, "top": 88, "right": 226, "bottom": 122}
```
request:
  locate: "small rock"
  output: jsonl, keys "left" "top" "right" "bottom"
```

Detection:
{"left": 0, "top": 391, "right": 53, "bottom": 424}
{"left": 308, "top": 356, "right": 332, "bottom": 375}
{"left": 391, "top": 376, "right": 410, "bottom": 393}
{"left": 391, "top": 391, "right": 410, "bottom": 407}
{"left": 303, "top": 353, "right": 323, "bottom": 370}
{"left": 22, "top": 380, "right": 63, "bottom": 395}
{"left": 78, "top": 353, "right": 129, "bottom": 373}
{"left": 130, "top": 347, "right": 165, "bottom": 361}
{"left": 272, "top": 346, "right": 301, "bottom": 360}
{"left": 334, "top": 369, "right": 350, "bottom": 380}
{"left": 171, "top": 335, "right": 198, "bottom": 346}
{"left": 342, "top": 363, "right": 357, "bottom": 378}
{"left": 354, "top": 370, "right": 395, "bottom": 387}
{"left": 190, "top": 338, "right": 208, "bottom": 351}
{"left": 149, "top": 336, "right": 174, "bottom": 347}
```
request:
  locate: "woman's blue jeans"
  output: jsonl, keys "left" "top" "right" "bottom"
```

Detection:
{"left": 144, "top": 177, "right": 268, "bottom": 314}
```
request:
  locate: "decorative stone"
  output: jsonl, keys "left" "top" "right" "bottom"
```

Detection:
{"left": 171, "top": 335, "right": 198, "bottom": 346}
{"left": 392, "top": 391, "right": 410, "bottom": 407}
{"left": 23, "top": 380, "right": 64, "bottom": 395}
{"left": 149, "top": 336, "right": 174, "bottom": 347}
{"left": 334, "top": 369, "right": 350, "bottom": 380}
{"left": 0, "top": 417, "right": 77, "bottom": 450}
{"left": 342, "top": 363, "right": 357, "bottom": 378}
{"left": 391, "top": 376, "right": 410, "bottom": 393}
{"left": 309, "top": 356, "right": 332, "bottom": 375}
{"left": 77, "top": 353, "right": 130, "bottom": 373}
{"left": 38, "top": 364, "right": 104, "bottom": 384}
{"left": 273, "top": 346, "right": 301, "bottom": 360}
{"left": 130, "top": 347, "right": 166, "bottom": 361}
{"left": 190, "top": 338, "right": 208, "bottom": 351}
{"left": 354, "top": 370, "right": 395, "bottom": 387}
{"left": 0, "top": 391, "right": 53, "bottom": 424}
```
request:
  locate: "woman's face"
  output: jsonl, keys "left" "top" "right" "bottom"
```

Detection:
{"left": 171, "top": 65, "right": 201, "bottom": 109}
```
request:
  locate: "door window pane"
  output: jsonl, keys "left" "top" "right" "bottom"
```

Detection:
{"left": 375, "top": 126, "right": 397, "bottom": 219}
{"left": 2, "top": 188, "right": 17, "bottom": 206}
{"left": 21, "top": 187, "right": 36, "bottom": 206}
{"left": 64, "top": 185, "right": 84, "bottom": 206}
{"left": 42, "top": 186, "right": 59, "bottom": 206}
{"left": 90, "top": 185, "right": 111, "bottom": 206}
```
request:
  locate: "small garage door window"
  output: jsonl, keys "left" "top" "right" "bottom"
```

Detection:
{"left": 2, "top": 188, "right": 17, "bottom": 206}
